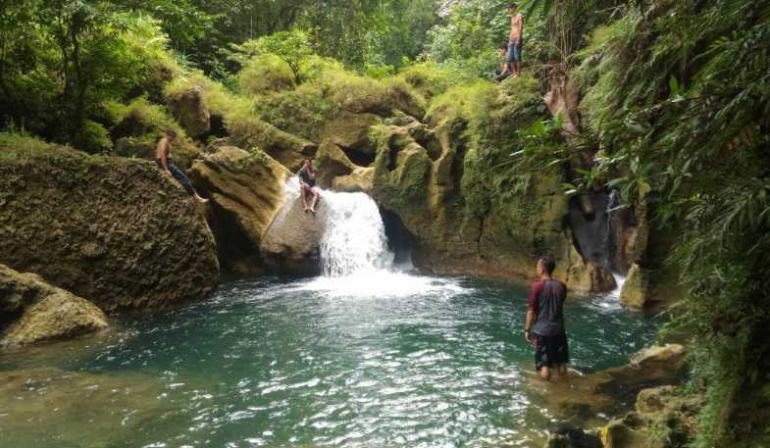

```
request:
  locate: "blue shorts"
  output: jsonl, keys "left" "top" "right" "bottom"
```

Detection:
{"left": 507, "top": 41, "right": 522, "bottom": 63}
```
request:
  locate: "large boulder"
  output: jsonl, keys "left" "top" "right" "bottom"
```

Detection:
{"left": 0, "top": 264, "right": 107, "bottom": 346}
{"left": 166, "top": 86, "right": 211, "bottom": 138}
{"left": 333, "top": 167, "right": 375, "bottom": 193}
{"left": 260, "top": 197, "right": 329, "bottom": 276}
{"left": 620, "top": 264, "right": 647, "bottom": 309}
{"left": 189, "top": 146, "right": 290, "bottom": 274}
{"left": 0, "top": 142, "right": 219, "bottom": 310}
{"left": 314, "top": 140, "right": 356, "bottom": 187}
{"left": 227, "top": 117, "right": 317, "bottom": 171}
{"left": 319, "top": 112, "right": 381, "bottom": 165}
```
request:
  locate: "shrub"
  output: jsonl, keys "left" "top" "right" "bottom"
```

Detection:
{"left": 238, "top": 54, "right": 295, "bottom": 95}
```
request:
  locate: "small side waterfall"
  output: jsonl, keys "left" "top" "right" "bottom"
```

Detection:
{"left": 318, "top": 190, "right": 395, "bottom": 276}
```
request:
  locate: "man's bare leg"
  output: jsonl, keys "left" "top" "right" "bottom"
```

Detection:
{"left": 514, "top": 62, "right": 521, "bottom": 78}
{"left": 300, "top": 184, "right": 309, "bottom": 211}
{"left": 310, "top": 189, "right": 319, "bottom": 213}
{"left": 538, "top": 366, "right": 551, "bottom": 381}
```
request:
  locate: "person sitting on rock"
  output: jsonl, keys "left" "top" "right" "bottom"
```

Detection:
{"left": 525, "top": 256, "right": 569, "bottom": 381}
{"left": 155, "top": 129, "right": 208, "bottom": 203}
{"left": 298, "top": 157, "right": 320, "bottom": 213}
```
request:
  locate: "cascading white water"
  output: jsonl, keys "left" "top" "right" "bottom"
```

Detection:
{"left": 318, "top": 190, "right": 395, "bottom": 277}
{"left": 281, "top": 176, "right": 463, "bottom": 298}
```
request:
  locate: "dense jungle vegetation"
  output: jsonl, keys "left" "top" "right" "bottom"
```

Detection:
{"left": 1, "top": 0, "right": 768, "bottom": 446}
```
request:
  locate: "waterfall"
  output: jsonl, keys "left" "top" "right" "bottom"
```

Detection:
{"left": 318, "top": 190, "right": 395, "bottom": 277}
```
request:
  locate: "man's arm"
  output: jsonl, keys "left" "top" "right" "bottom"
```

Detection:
{"left": 525, "top": 309, "right": 534, "bottom": 343}
{"left": 525, "top": 282, "right": 540, "bottom": 343}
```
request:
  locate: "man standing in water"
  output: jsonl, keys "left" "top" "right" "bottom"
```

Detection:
{"left": 298, "top": 157, "right": 320, "bottom": 213}
{"left": 507, "top": 3, "right": 524, "bottom": 78}
{"left": 525, "top": 256, "right": 569, "bottom": 381}
{"left": 155, "top": 129, "right": 208, "bottom": 203}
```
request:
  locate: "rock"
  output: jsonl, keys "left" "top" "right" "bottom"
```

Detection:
{"left": 0, "top": 143, "right": 219, "bottom": 310}
{"left": 0, "top": 264, "right": 107, "bottom": 346}
{"left": 0, "top": 367, "right": 166, "bottom": 446}
{"left": 543, "top": 425, "right": 604, "bottom": 448}
{"left": 189, "top": 146, "right": 290, "bottom": 274}
{"left": 544, "top": 71, "right": 581, "bottom": 138}
{"left": 260, "top": 197, "right": 329, "bottom": 275}
{"left": 166, "top": 86, "right": 211, "bottom": 138}
{"left": 333, "top": 167, "right": 375, "bottom": 193}
{"left": 620, "top": 264, "right": 651, "bottom": 309}
{"left": 227, "top": 117, "right": 317, "bottom": 171}
{"left": 314, "top": 140, "right": 356, "bottom": 187}
{"left": 110, "top": 101, "right": 201, "bottom": 169}
{"left": 319, "top": 111, "right": 381, "bottom": 162}
{"left": 330, "top": 77, "right": 426, "bottom": 119}
{"left": 602, "top": 419, "right": 648, "bottom": 448}
{"left": 630, "top": 344, "right": 685, "bottom": 372}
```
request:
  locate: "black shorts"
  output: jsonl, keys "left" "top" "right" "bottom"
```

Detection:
{"left": 534, "top": 333, "right": 569, "bottom": 370}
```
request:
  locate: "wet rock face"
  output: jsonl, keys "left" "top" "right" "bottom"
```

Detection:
{"left": 260, "top": 197, "right": 328, "bottom": 276}
{"left": 620, "top": 264, "right": 650, "bottom": 309}
{"left": 189, "top": 146, "right": 290, "bottom": 275}
{"left": 0, "top": 145, "right": 219, "bottom": 310}
{"left": 0, "top": 264, "right": 107, "bottom": 346}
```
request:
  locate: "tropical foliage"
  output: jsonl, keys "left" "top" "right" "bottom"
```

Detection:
{"left": 1, "top": 0, "right": 769, "bottom": 446}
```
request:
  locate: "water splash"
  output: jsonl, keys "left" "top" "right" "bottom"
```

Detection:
{"left": 318, "top": 190, "right": 395, "bottom": 277}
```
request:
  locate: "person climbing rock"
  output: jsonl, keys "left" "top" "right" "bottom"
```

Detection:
{"left": 298, "top": 157, "right": 320, "bottom": 213}
{"left": 525, "top": 256, "right": 569, "bottom": 381}
{"left": 506, "top": 3, "right": 524, "bottom": 78}
{"left": 155, "top": 129, "right": 209, "bottom": 203}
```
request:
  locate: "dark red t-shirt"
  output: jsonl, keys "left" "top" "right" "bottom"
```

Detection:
{"left": 527, "top": 279, "right": 567, "bottom": 336}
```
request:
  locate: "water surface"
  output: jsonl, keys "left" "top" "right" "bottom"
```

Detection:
{"left": 0, "top": 273, "right": 659, "bottom": 448}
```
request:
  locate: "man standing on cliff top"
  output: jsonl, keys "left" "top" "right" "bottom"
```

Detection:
{"left": 525, "top": 256, "right": 569, "bottom": 381}
{"left": 507, "top": 3, "right": 524, "bottom": 78}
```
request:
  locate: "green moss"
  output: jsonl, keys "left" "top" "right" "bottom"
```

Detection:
{"left": 238, "top": 54, "right": 295, "bottom": 95}
{"left": 164, "top": 72, "right": 253, "bottom": 124}
{"left": 0, "top": 133, "right": 52, "bottom": 157}
{"left": 425, "top": 80, "right": 497, "bottom": 130}
{"left": 398, "top": 61, "right": 476, "bottom": 100}
{"left": 255, "top": 87, "right": 337, "bottom": 141}
{"left": 76, "top": 120, "right": 113, "bottom": 154}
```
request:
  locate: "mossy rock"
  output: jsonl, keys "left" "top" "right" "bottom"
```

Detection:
{"left": 0, "top": 139, "right": 219, "bottom": 310}
{"left": 166, "top": 86, "right": 211, "bottom": 138}
{"left": 0, "top": 264, "right": 108, "bottom": 346}
{"left": 319, "top": 111, "right": 381, "bottom": 163}
{"left": 314, "top": 140, "right": 356, "bottom": 187}
{"left": 109, "top": 98, "right": 201, "bottom": 168}
{"left": 227, "top": 116, "right": 317, "bottom": 171}
{"left": 189, "top": 146, "right": 290, "bottom": 275}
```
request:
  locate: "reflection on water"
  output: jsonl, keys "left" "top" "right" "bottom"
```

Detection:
{"left": 0, "top": 276, "right": 660, "bottom": 448}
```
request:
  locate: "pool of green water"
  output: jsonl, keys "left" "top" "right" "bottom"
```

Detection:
{"left": 0, "top": 273, "right": 660, "bottom": 448}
